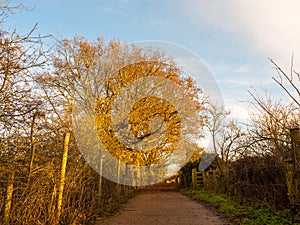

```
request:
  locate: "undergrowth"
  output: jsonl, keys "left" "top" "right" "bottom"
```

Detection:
{"left": 186, "top": 189, "right": 300, "bottom": 225}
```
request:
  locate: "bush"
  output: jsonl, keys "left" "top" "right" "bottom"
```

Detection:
{"left": 205, "top": 155, "right": 289, "bottom": 209}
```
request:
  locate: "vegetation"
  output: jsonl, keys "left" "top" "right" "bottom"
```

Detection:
{"left": 180, "top": 47, "right": 300, "bottom": 224}
{"left": 186, "top": 189, "right": 298, "bottom": 225}
{"left": 1, "top": 0, "right": 300, "bottom": 224}
{"left": 0, "top": 3, "right": 136, "bottom": 224}
{"left": 0, "top": 1, "right": 205, "bottom": 224}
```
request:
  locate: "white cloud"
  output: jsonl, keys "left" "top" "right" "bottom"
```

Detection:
{"left": 183, "top": 0, "right": 300, "bottom": 68}
{"left": 218, "top": 79, "right": 254, "bottom": 87}
{"left": 224, "top": 98, "right": 251, "bottom": 122}
{"left": 212, "top": 64, "right": 249, "bottom": 74}
{"left": 217, "top": 77, "right": 274, "bottom": 87}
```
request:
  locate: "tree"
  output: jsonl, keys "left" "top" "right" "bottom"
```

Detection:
{"left": 0, "top": 2, "right": 52, "bottom": 224}
{"left": 271, "top": 58, "right": 300, "bottom": 107}
{"left": 43, "top": 36, "right": 206, "bottom": 186}
{"left": 0, "top": 2, "right": 146, "bottom": 224}
{"left": 247, "top": 90, "right": 298, "bottom": 159}
{"left": 245, "top": 57, "right": 300, "bottom": 159}
{"left": 204, "top": 102, "right": 245, "bottom": 171}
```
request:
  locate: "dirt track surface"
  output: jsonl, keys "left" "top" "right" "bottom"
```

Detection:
{"left": 98, "top": 184, "right": 227, "bottom": 225}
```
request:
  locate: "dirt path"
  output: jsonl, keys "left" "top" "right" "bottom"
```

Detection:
{"left": 98, "top": 184, "right": 228, "bottom": 225}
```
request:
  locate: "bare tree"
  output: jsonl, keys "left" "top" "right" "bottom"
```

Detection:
{"left": 271, "top": 57, "right": 300, "bottom": 107}
{"left": 204, "top": 102, "right": 246, "bottom": 170}
{"left": 246, "top": 57, "right": 300, "bottom": 159}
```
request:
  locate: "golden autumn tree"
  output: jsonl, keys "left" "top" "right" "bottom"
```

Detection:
{"left": 95, "top": 61, "right": 202, "bottom": 166}
{"left": 49, "top": 36, "right": 206, "bottom": 185}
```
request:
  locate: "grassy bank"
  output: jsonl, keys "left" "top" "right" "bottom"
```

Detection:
{"left": 186, "top": 189, "right": 299, "bottom": 225}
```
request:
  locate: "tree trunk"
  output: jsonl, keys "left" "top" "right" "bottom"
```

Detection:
{"left": 27, "top": 112, "right": 37, "bottom": 184}
{"left": 56, "top": 132, "right": 70, "bottom": 223}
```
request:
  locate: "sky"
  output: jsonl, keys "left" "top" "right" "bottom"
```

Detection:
{"left": 4, "top": 0, "right": 300, "bottom": 122}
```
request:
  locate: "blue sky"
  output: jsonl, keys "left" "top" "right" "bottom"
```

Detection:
{"left": 5, "top": 0, "right": 300, "bottom": 121}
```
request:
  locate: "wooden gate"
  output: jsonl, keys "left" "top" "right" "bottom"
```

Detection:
{"left": 192, "top": 168, "right": 215, "bottom": 188}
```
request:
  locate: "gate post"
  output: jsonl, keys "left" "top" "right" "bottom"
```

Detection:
{"left": 192, "top": 168, "right": 197, "bottom": 189}
{"left": 285, "top": 128, "right": 300, "bottom": 208}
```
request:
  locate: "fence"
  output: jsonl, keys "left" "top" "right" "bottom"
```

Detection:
{"left": 191, "top": 168, "right": 215, "bottom": 188}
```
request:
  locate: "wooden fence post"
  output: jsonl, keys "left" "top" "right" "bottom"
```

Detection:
{"left": 286, "top": 128, "right": 300, "bottom": 208}
{"left": 98, "top": 152, "right": 104, "bottom": 204}
{"left": 192, "top": 168, "right": 197, "bottom": 189}
{"left": 3, "top": 172, "right": 14, "bottom": 224}
{"left": 116, "top": 159, "right": 122, "bottom": 194}
{"left": 56, "top": 132, "right": 70, "bottom": 224}
{"left": 285, "top": 159, "right": 295, "bottom": 205}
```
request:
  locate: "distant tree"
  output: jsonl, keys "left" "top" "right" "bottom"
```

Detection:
{"left": 204, "top": 102, "right": 245, "bottom": 171}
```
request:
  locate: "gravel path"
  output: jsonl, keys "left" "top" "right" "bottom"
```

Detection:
{"left": 98, "top": 184, "right": 228, "bottom": 225}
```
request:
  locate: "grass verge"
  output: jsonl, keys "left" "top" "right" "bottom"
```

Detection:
{"left": 186, "top": 189, "right": 299, "bottom": 225}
